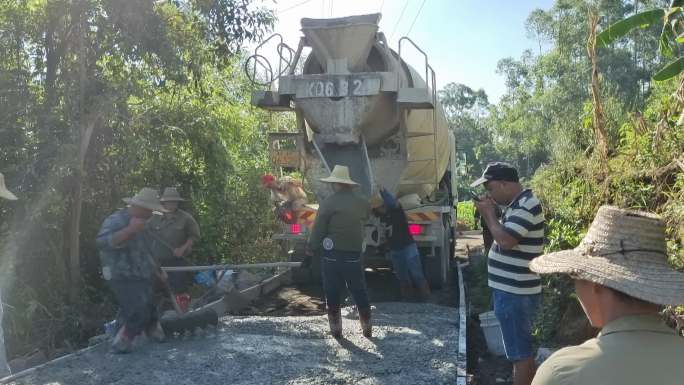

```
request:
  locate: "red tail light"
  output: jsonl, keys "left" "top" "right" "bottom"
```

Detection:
{"left": 408, "top": 224, "right": 423, "bottom": 236}
{"left": 290, "top": 223, "right": 301, "bottom": 235}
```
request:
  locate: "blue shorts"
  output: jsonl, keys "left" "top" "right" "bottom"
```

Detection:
{"left": 390, "top": 243, "right": 427, "bottom": 286}
{"left": 492, "top": 288, "right": 540, "bottom": 361}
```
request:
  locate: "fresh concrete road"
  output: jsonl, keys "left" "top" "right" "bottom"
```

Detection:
{"left": 7, "top": 302, "right": 459, "bottom": 385}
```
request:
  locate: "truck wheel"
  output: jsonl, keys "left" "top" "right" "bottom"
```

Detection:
{"left": 423, "top": 226, "right": 449, "bottom": 289}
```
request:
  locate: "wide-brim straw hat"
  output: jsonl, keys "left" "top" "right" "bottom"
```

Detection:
{"left": 123, "top": 187, "right": 166, "bottom": 212}
{"left": 160, "top": 187, "right": 185, "bottom": 202}
{"left": 320, "top": 165, "right": 358, "bottom": 185}
{"left": 530, "top": 205, "right": 684, "bottom": 305}
{"left": 0, "top": 172, "right": 18, "bottom": 200}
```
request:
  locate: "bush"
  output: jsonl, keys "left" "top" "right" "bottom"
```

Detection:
{"left": 457, "top": 200, "right": 477, "bottom": 230}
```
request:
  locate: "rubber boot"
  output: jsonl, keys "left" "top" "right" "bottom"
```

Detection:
{"left": 327, "top": 305, "right": 342, "bottom": 339}
{"left": 417, "top": 281, "right": 432, "bottom": 302}
{"left": 111, "top": 326, "right": 132, "bottom": 354}
{"left": 146, "top": 320, "right": 166, "bottom": 343}
{"left": 358, "top": 307, "right": 372, "bottom": 338}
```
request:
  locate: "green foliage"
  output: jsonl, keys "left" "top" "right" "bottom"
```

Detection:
{"left": 596, "top": 9, "right": 666, "bottom": 47}
{"left": 456, "top": 200, "right": 477, "bottom": 230}
{"left": 654, "top": 56, "right": 684, "bottom": 79}
{"left": 0, "top": 0, "right": 278, "bottom": 359}
{"left": 598, "top": 2, "right": 684, "bottom": 81}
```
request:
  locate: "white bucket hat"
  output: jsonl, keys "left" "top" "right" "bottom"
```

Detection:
{"left": 320, "top": 165, "right": 358, "bottom": 185}
{"left": 123, "top": 187, "right": 166, "bottom": 212}
{"left": 530, "top": 205, "right": 684, "bottom": 305}
{"left": 0, "top": 172, "right": 17, "bottom": 200}
{"left": 398, "top": 194, "right": 422, "bottom": 210}
{"left": 160, "top": 187, "right": 186, "bottom": 202}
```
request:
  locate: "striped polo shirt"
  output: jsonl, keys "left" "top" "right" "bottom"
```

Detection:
{"left": 488, "top": 189, "right": 545, "bottom": 295}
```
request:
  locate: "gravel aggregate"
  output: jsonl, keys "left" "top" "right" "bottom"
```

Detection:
{"left": 7, "top": 302, "right": 459, "bottom": 385}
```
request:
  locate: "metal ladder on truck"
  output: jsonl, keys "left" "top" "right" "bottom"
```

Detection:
{"left": 395, "top": 36, "right": 439, "bottom": 188}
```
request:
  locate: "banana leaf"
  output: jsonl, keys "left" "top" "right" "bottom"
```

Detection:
{"left": 597, "top": 9, "right": 665, "bottom": 47}
{"left": 653, "top": 57, "right": 684, "bottom": 81}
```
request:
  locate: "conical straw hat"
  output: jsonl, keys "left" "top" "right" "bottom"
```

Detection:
{"left": 530, "top": 205, "right": 684, "bottom": 305}
{"left": 0, "top": 173, "right": 17, "bottom": 200}
{"left": 123, "top": 187, "right": 166, "bottom": 212}
{"left": 320, "top": 165, "right": 358, "bottom": 185}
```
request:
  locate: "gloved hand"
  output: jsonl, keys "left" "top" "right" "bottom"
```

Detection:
{"left": 379, "top": 187, "right": 398, "bottom": 208}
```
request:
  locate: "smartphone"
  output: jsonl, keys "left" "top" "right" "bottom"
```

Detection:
{"left": 469, "top": 190, "right": 481, "bottom": 201}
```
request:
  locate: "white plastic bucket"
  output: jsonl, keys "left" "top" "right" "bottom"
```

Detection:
{"left": 479, "top": 311, "right": 505, "bottom": 356}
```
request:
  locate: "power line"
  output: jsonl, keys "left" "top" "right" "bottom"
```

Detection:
{"left": 329, "top": 0, "right": 333, "bottom": 17}
{"left": 379, "top": 0, "right": 385, "bottom": 13}
{"left": 406, "top": 0, "right": 428, "bottom": 36}
{"left": 389, "top": 0, "right": 410, "bottom": 40}
{"left": 277, "top": 0, "right": 315, "bottom": 15}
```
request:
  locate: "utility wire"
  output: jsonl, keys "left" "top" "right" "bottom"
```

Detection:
{"left": 406, "top": 0, "right": 428, "bottom": 36}
{"left": 277, "top": 0, "right": 315, "bottom": 15}
{"left": 379, "top": 0, "right": 385, "bottom": 13}
{"left": 389, "top": 0, "right": 410, "bottom": 40}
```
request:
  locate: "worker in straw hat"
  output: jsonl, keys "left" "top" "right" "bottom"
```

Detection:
{"left": 0, "top": 173, "right": 17, "bottom": 377}
{"left": 147, "top": 187, "right": 200, "bottom": 298}
{"left": 306, "top": 165, "right": 372, "bottom": 338}
{"left": 96, "top": 187, "right": 168, "bottom": 353}
{"left": 530, "top": 206, "right": 684, "bottom": 385}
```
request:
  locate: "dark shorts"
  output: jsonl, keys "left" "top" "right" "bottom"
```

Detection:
{"left": 390, "top": 243, "right": 427, "bottom": 286}
{"left": 321, "top": 250, "right": 370, "bottom": 310}
{"left": 109, "top": 278, "right": 158, "bottom": 338}
{"left": 160, "top": 257, "right": 194, "bottom": 294}
{"left": 492, "top": 288, "right": 541, "bottom": 361}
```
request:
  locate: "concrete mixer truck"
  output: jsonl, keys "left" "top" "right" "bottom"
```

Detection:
{"left": 248, "top": 13, "right": 458, "bottom": 288}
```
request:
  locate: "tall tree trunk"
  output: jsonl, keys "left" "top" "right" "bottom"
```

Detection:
{"left": 587, "top": 11, "right": 610, "bottom": 162}
{"left": 67, "top": 1, "right": 91, "bottom": 303}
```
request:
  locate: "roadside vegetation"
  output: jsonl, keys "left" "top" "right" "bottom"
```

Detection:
{"left": 441, "top": 0, "right": 683, "bottom": 346}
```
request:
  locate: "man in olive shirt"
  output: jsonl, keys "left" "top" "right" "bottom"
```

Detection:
{"left": 0, "top": 173, "right": 18, "bottom": 376}
{"left": 147, "top": 187, "right": 200, "bottom": 294}
{"left": 306, "top": 165, "right": 372, "bottom": 339}
{"left": 530, "top": 206, "right": 684, "bottom": 385}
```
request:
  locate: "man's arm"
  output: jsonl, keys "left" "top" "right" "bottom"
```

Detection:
{"left": 96, "top": 214, "right": 145, "bottom": 250}
{"left": 378, "top": 187, "right": 398, "bottom": 208}
{"left": 474, "top": 198, "right": 519, "bottom": 250}
{"left": 306, "top": 203, "right": 331, "bottom": 253}
{"left": 175, "top": 214, "right": 200, "bottom": 257}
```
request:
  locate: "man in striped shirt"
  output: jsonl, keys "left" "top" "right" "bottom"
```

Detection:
{"left": 472, "top": 162, "right": 544, "bottom": 385}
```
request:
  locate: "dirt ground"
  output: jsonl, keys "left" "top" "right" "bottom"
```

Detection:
{"left": 459, "top": 231, "right": 513, "bottom": 385}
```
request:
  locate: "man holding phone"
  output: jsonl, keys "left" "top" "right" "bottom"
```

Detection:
{"left": 471, "top": 162, "right": 545, "bottom": 385}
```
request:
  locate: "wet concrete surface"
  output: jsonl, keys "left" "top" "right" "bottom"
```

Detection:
{"left": 8, "top": 303, "right": 459, "bottom": 385}
{"left": 6, "top": 234, "right": 482, "bottom": 385}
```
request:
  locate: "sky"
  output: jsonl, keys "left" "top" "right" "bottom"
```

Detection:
{"left": 253, "top": 0, "right": 556, "bottom": 103}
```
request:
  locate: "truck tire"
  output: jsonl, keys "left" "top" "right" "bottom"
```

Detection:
{"left": 424, "top": 224, "right": 450, "bottom": 289}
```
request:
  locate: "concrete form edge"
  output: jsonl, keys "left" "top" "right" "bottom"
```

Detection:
{"left": 457, "top": 262, "right": 468, "bottom": 385}
{"left": 0, "top": 342, "right": 103, "bottom": 384}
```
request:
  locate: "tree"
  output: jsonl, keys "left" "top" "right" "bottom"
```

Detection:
{"left": 0, "top": 0, "right": 276, "bottom": 357}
